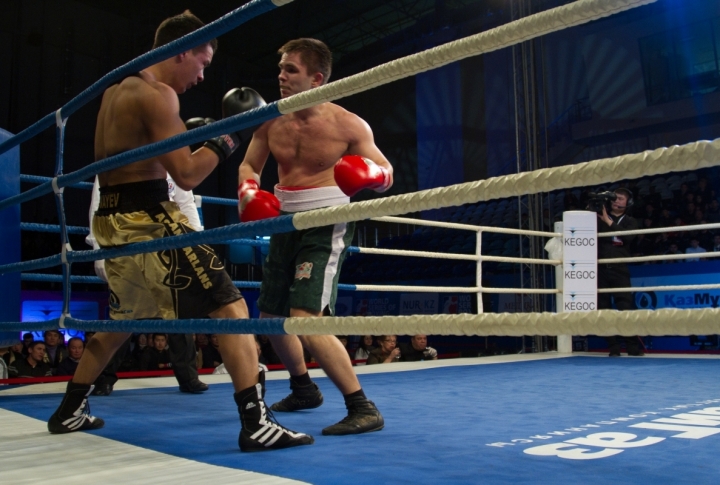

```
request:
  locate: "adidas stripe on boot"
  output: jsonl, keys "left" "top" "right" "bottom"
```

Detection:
{"left": 48, "top": 381, "right": 105, "bottom": 434}
{"left": 235, "top": 379, "right": 314, "bottom": 452}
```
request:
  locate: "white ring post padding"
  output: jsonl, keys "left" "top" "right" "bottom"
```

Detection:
{"left": 293, "top": 138, "right": 720, "bottom": 231}
{"left": 277, "top": 0, "right": 655, "bottom": 115}
{"left": 284, "top": 308, "right": 720, "bottom": 337}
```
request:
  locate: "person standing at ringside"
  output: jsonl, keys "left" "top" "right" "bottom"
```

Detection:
{"left": 238, "top": 38, "right": 393, "bottom": 435}
{"left": 47, "top": 11, "right": 313, "bottom": 452}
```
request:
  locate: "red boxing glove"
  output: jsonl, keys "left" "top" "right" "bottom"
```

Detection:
{"left": 334, "top": 155, "right": 391, "bottom": 197}
{"left": 238, "top": 180, "right": 280, "bottom": 222}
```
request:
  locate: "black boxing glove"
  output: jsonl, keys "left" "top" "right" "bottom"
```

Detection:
{"left": 201, "top": 88, "right": 266, "bottom": 163}
{"left": 184, "top": 117, "right": 216, "bottom": 152}
{"left": 222, "top": 87, "right": 266, "bottom": 118}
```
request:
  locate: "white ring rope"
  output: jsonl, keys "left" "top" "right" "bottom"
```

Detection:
{"left": 352, "top": 284, "right": 559, "bottom": 294}
{"left": 284, "top": 308, "right": 720, "bottom": 337}
{"left": 600, "top": 284, "right": 720, "bottom": 294}
{"left": 293, "top": 137, "right": 720, "bottom": 230}
{"left": 602, "top": 221, "right": 720, "bottom": 238}
{"left": 372, "top": 216, "right": 561, "bottom": 237}
{"left": 599, "top": 251, "right": 720, "bottom": 265}
{"left": 278, "top": 0, "right": 655, "bottom": 114}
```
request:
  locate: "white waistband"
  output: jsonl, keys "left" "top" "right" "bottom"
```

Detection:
{"left": 274, "top": 185, "right": 349, "bottom": 212}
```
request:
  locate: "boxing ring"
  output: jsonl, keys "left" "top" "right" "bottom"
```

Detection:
{"left": 3, "top": 0, "right": 720, "bottom": 483}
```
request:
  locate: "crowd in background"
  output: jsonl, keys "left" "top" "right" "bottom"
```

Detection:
{"left": 1, "top": 331, "right": 440, "bottom": 379}
{"left": 561, "top": 176, "right": 720, "bottom": 261}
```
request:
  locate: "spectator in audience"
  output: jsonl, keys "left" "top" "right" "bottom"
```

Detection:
{"left": 366, "top": 335, "right": 401, "bottom": 365}
{"left": 685, "top": 237, "right": 706, "bottom": 262}
{"left": 8, "top": 341, "right": 52, "bottom": 378}
{"left": 398, "top": 335, "right": 438, "bottom": 362}
{"left": 643, "top": 203, "right": 658, "bottom": 223}
{"left": 139, "top": 333, "right": 172, "bottom": 371}
{"left": 43, "top": 330, "right": 68, "bottom": 372}
{"left": 664, "top": 243, "right": 683, "bottom": 261}
{"left": 55, "top": 338, "right": 85, "bottom": 376}
{"left": 695, "top": 177, "right": 714, "bottom": 203}
{"left": 257, "top": 335, "right": 282, "bottom": 366}
{"left": 2, "top": 340, "right": 24, "bottom": 366}
{"left": 683, "top": 202, "right": 696, "bottom": 222}
{"left": 712, "top": 234, "right": 720, "bottom": 252}
{"left": 563, "top": 191, "right": 580, "bottom": 211}
{"left": 706, "top": 200, "right": 720, "bottom": 223}
{"left": 631, "top": 234, "right": 654, "bottom": 258}
{"left": 674, "top": 183, "right": 691, "bottom": 207}
{"left": 354, "top": 335, "right": 376, "bottom": 362}
{"left": 693, "top": 209, "right": 705, "bottom": 225}
{"left": 195, "top": 333, "right": 209, "bottom": 349}
{"left": 131, "top": 333, "right": 149, "bottom": 369}
{"left": 202, "top": 334, "right": 223, "bottom": 369}
{"left": 22, "top": 333, "right": 34, "bottom": 356}
{"left": 658, "top": 208, "right": 674, "bottom": 228}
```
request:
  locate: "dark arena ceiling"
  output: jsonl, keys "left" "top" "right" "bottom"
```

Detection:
{"left": 69, "top": 0, "right": 507, "bottom": 80}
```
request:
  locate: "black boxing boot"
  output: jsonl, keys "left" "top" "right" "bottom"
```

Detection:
{"left": 48, "top": 381, "right": 105, "bottom": 434}
{"left": 235, "top": 371, "right": 314, "bottom": 452}
{"left": 322, "top": 391, "right": 384, "bottom": 436}
{"left": 270, "top": 373, "right": 323, "bottom": 412}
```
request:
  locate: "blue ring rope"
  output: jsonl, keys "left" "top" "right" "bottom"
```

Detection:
{"left": 0, "top": 317, "right": 289, "bottom": 335}
{"left": 0, "top": 104, "right": 282, "bottom": 213}
{"left": 20, "top": 174, "right": 93, "bottom": 190}
{"left": 19, "top": 273, "right": 358, "bottom": 292}
{"left": 1, "top": 215, "right": 296, "bottom": 275}
{"left": 0, "top": 0, "right": 286, "bottom": 158}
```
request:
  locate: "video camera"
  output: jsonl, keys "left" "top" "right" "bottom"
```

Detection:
{"left": 586, "top": 191, "right": 617, "bottom": 214}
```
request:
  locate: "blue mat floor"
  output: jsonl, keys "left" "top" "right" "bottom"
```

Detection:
{"left": 2, "top": 356, "right": 720, "bottom": 484}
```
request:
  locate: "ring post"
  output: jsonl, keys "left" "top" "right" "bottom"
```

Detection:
{"left": 561, "top": 211, "right": 598, "bottom": 352}
{"left": 0, "top": 129, "right": 21, "bottom": 346}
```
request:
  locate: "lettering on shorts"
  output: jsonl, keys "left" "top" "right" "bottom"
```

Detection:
{"left": 99, "top": 193, "right": 120, "bottom": 209}
{"left": 155, "top": 213, "right": 213, "bottom": 289}
{"left": 295, "top": 262, "right": 313, "bottom": 280}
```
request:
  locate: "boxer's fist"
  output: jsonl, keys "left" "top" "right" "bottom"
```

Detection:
{"left": 202, "top": 88, "right": 267, "bottom": 163}
{"left": 238, "top": 180, "right": 280, "bottom": 222}
{"left": 334, "top": 155, "right": 391, "bottom": 197}
{"left": 184, "top": 117, "right": 216, "bottom": 152}
{"left": 222, "top": 87, "right": 266, "bottom": 118}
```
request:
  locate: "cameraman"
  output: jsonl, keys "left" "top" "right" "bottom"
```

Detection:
{"left": 596, "top": 188, "right": 644, "bottom": 357}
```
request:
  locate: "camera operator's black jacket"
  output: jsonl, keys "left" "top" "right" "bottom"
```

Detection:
{"left": 597, "top": 212, "right": 638, "bottom": 260}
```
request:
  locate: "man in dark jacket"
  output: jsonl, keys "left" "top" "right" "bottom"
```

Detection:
{"left": 596, "top": 188, "right": 643, "bottom": 357}
{"left": 139, "top": 334, "right": 173, "bottom": 371}
{"left": 8, "top": 341, "right": 53, "bottom": 378}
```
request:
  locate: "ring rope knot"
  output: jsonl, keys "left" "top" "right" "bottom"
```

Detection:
{"left": 51, "top": 177, "right": 64, "bottom": 195}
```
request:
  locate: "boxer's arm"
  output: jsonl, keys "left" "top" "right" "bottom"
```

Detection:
{"left": 143, "top": 85, "right": 221, "bottom": 191}
{"left": 168, "top": 175, "right": 203, "bottom": 231}
{"left": 238, "top": 122, "right": 271, "bottom": 185}
{"left": 345, "top": 114, "right": 394, "bottom": 186}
